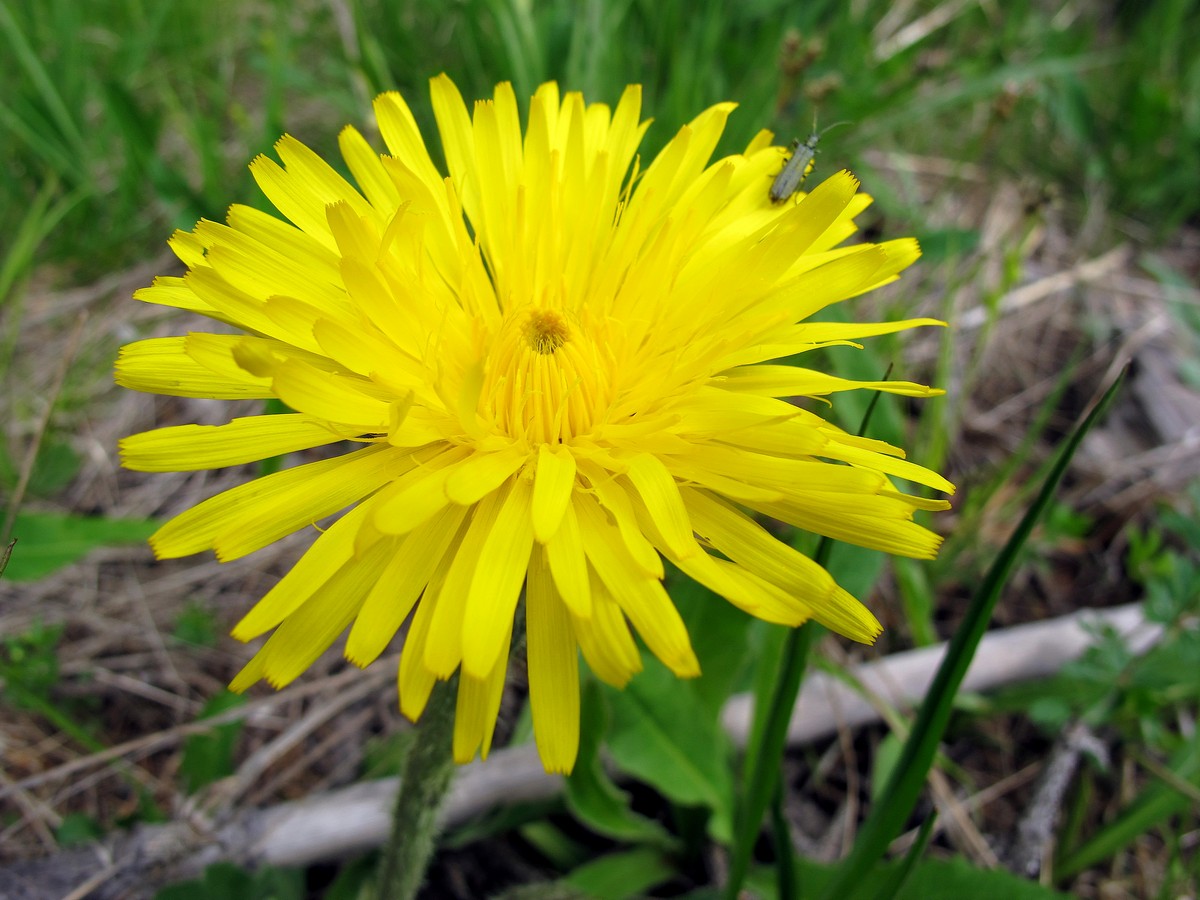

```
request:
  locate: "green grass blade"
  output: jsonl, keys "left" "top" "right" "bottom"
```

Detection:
{"left": 0, "top": 1, "right": 89, "bottom": 164}
{"left": 816, "top": 370, "right": 1126, "bottom": 900}
{"left": 0, "top": 177, "right": 81, "bottom": 308}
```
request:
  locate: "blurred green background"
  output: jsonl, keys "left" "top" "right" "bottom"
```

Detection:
{"left": 2, "top": 0, "right": 1196, "bottom": 293}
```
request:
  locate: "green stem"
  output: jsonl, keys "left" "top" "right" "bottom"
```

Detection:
{"left": 375, "top": 676, "right": 459, "bottom": 900}
{"left": 725, "top": 621, "right": 820, "bottom": 899}
{"left": 771, "top": 784, "right": 798, "bottom": 900}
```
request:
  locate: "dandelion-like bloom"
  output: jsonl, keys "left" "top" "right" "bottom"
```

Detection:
{"left": 117, "top": 76, "right": 953, "bottom": 774}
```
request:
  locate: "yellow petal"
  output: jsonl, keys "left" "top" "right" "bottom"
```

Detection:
{"left": 719, "top": 364, "right": 943, "bottom": 399}
{"left": 120, "top": 415, "right": 339, "bottom": 472}
{"left": 544, "top": 500, "right": 592, "bottom": 619}
{"left": 575, "top": 493, "right": 698, "bottom": 677}
{"left": 150, "top": 445, "right": 401, "bottom": 562}
{"left": 531, "top": 444, "right": 577, "bottom": 542}
{"left": 249, "top": 134, "right": 374, "bottom": 248}
{"left": 229, "top": 651, "right": 267, "bottom": 694}
{"left": 453, "top": 627, "right": 511, "bottom": 763}
{"left": 338, "top": 124, "right": 400, "bottom": 213}
{"left": 684, "top": 488, "right": 881, "bottom": 643}
{"left": 185, "top": 266, "right": 310, "bottom": 349}
{"left": 231, "top": 499, "right": 376, "bottom": 641}
{"left": 246, "top": 538, "right": 394, "bottom": 688}
{"left": 623, "top": 453, "right": 695, "bottom": 560}
{"left": 422, "top": 486, "right": 506, "bottom": 678}
{"left": 398, "top": 580, "right": 441, "bottom": 722}
{"left": 371, "top": 445, "right": 472, "bottom": 536}
{"left": 345, "top": 503, "right": 469, "bottom": 666}
{"left": 527, "top": 547, "right": 580, "bottom": 773}
{"left": 374, "top": 91, "right": 446, "bottom": 198}
{"left": 757, "top": 494, "right": 945, "bottom": 561}
{"left": 444, "top": 449, "right": 527, "bottom": 506}
{"left": 570, "top": 570, "right": 642, "bottom": 687}
{"left": 196, "top": 220, "right": 346, "bottom": 310}
{"left": 462, "top": 475, "right": 534, "bottom": 679}
{"left": 270, "top": 358, "right": 391, "bottom": 429}
{"left": 114, "top": 337, "right": 272, "bottom": 399}
{"left": 580, "top": 461, "right": 662, "bottom": 578}
{"left": 821, "top": 437, "right": 957, "bottom": 495}
{"left": 429, "top": 74, "right": 476, "bottom": 211}
{"left": 225, "top": 203, "right": 342, "bottom": 282}
{"left": 133, "top": 275, "right": 214, "bottom": 314}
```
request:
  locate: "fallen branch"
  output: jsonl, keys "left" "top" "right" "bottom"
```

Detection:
{"left": 1, "top": 603, "right": 1157, "bottom": 899}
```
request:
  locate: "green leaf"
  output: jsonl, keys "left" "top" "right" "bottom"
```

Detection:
{"left": 604, "top": 654, "right": 734, "bottom": 841}
{"left": 0, "top": 620, "right": 62, "bottom": 700}
{"left": 895, "top": 856, "right": 1073, "bottom": 899}
{"left": 172, "top": 601, "right": 220, "bottom": 649}
{"left": 1, "top": 511, "right": 157, "bottom": 581}
{"left": 564, "top": 846, "right": 678, "bottom": 900}
{"left": 892, "top": 556, "right": 937, "bottom": 646}
{"left": 913, "top": 228, "right": 980, "bottom": 262}
{"left": 180, "top": 691, "right": 246, "bottom": 794}
{"left": 565, "top": 680, "right": 673, "bottom": 844}
{"left": 55, "top": 812, "right": 103, "bottom": 846}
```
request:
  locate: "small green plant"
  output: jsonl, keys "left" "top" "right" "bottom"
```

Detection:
{"left": 172, "top": 600, "right": 222, "bottom": 649}
{"left": 1, "top": 621, "right": 110, "bottom": 758}
{"left": 179, "top": 692, "right": 247, "bottom": 794}
{"left": 1, "top": 620, "right": 65, "bottom": 707}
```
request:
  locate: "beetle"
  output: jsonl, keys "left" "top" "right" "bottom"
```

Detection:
{"left": 769, "top": 132, "right": 821, "bottom": 204}
{"left": 768, "top": 121, "right": 849, "bottom": 204}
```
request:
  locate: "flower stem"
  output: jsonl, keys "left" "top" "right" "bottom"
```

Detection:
{"left": 375, "top": 675, "right": 459, "bottom": 900}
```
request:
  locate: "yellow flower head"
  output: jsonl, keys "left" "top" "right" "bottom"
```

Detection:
{"left": 117, "top": 76, "right": 954, "bottom": 774}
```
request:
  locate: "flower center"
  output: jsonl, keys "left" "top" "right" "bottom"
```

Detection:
{"left": 525, "top": 309, "right": 569, "bottom": 355}
{"left": 482, "top": 306, "right": 613, "bottom": 444}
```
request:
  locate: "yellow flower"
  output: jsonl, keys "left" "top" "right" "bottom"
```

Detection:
{"left": 117, "top": 76, "right": 953, "bottom": 774}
